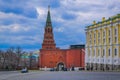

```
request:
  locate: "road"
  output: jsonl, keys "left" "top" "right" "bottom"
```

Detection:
{"left": 0, "top": 71, "right": 120, "bottom": 80}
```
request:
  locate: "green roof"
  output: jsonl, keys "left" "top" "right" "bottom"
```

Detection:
{"left": 86, "top": 14, "right": 120, "bottom": 28}
{"left": 46, "top": 6, "right": 52, "bottom": 27}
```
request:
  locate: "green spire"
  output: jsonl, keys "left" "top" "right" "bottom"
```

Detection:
{"left": 46, "top": 5, "right": 52, "bottom": 27}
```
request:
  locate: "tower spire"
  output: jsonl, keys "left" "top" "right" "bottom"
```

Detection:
{"left": 42, "top": 5, "right": 56, "bottom": 50}
{"left": 48, "top": 5, "right": 50, "bottom": 11}
{"left": 46, "top": 5, "right": 52, "bottom": 27}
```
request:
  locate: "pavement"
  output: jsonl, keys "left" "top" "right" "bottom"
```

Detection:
{"left": 0, "top": 71, "right": 120, "bottom": 80}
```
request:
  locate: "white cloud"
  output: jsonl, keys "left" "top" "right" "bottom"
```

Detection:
{"left": 36, "top": 7, "right": 47, "bottom": 19}
{"left": 54, "top": 27, "right": 64, "bottom": 32}
{"left": 0, "top": 24, "right": 31, "bottom": 33}
{"left": 0, "top": 0, "right": 120, "bottom": 50}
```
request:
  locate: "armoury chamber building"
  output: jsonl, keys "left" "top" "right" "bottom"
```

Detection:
{"left": 39, "top": 6, "right": 85, "bottom": 71}
{"left": 85, "top": 14, "right": 120, "bottom": 71}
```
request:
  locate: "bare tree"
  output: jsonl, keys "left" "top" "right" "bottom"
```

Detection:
{"left": 15, "top": 47, "right": 25, "bottom": 69}
{"left": 0, "top": 50, "right": 8, "bottom": 70}
{"left": 29, "top": 52, "right": 33, "bottom": 69}
{"left": 0, "top": 47, "right": 28, "bottom": 70}
{"left": 29, "top": 52, "right": 39, "bottom": 69}
{"left": 0, "top": 50, "right": 3, "bottom": 69}
{"left": 6, "top": 47, "right": 16, "bottom": 70}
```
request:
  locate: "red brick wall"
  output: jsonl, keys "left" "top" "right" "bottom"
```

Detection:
{"left": 66, "top": 49, "right": 84, "bottom": 68}
{"left": 39, "top": 48, "right": 85, "bottom": 68}
{"left": 40, "top": 49, "right": 66, "bottom": 68}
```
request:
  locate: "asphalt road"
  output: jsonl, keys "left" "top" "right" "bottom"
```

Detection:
{"left": 0, "top": 71, "right": 120, "bottom": 80}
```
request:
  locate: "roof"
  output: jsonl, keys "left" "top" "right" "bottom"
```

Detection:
{"left": 70, "top": 44, "right": 85, "bottom": 49}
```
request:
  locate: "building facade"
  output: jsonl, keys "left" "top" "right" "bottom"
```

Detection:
{"left": 39, "top": 6, "right": 85, "bottom": 71}
{"left": 85, "top": 14, "right": 120, "bottom": 71}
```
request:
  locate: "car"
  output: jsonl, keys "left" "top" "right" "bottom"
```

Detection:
{"left": 21, "top": 68, "right": 28, "bottom": 73}
{"left": 63, "top": 68, "right": 67, "bottom": 71}
{"left": 50, "top": 68, "right": 55, "bottom": 71}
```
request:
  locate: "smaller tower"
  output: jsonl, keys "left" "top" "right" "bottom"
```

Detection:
{"left": 42, "top": 6, "right": 56, "bottom": 50}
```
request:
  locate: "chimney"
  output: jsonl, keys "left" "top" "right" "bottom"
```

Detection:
{"left": 93, "top": 20, "right": 96, "bottom": 25}
{"left": 102, "top": 17, "right": 105, "bottom": 21}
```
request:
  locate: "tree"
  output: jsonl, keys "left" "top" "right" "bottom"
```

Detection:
{"left": 0, "top": 50, "right": 3, "bottom": 69}
{"left": 29, "top": 52, "right": 33, "bottom": 69}
{"left": 0, "top": 50, "right": 7, "bottom": 70}
{"left": 15, "top": 47, "right": 25, "bottom": 69}
{"left": 6, "top": 47, "right": 16, "bottom": 70}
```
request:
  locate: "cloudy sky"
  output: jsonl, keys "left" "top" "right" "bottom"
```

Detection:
{"left": 0, "top": 0, "right": 120, "bottom": 51}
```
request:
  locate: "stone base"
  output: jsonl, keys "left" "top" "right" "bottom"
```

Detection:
{"left": 86, "top": 63, "right": 120, "bottom": 71}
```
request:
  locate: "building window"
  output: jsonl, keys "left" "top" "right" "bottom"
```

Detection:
{"left": 114, "top": 28, "right": 117, "bottom": 36}
{"left": 98, "top": 32, "right": 100, "bottom": 44}
{"left": 94, "top": 40, "right": 95, "bottom": 44}
{"left": 98, "top": 32, "right": 100, "bottom": 37}
{"left": 94, "top": 33, "right": 96, "bottom": 39}
{"left": 103, "top": 38, "right": 105, "bottom": 44}
{"left": 94, "top": 50, "right": 95, "bottom": 56}
{"left": 109, "top": 37, "right": 111, "bottom": 43}
{"left": 103, "top": 31, "right": 105, "bottom": 44}
{"left": 115, "top": 36, "right": 117, "bottom": 43}
{"left": 103, "top": 49, "right": 105, "bottom": 57}
{"left": 109, "top": 30, "right": 111, "bottom": 36}
{"left": 98, "top": 39, "right": 100, "bottom": 44}
{"left": 98, "top": 49, "right": 99, "bottom": 56}
{"left": 114, "top": 48, "right": 117, "bottom": 56}
{"left": 90, "top": 50, "right": 92, "bottom": 56}
{"left": 93, "top": 50, "right": 95, "bottom": 56}
{"left": 103, "top": 31, "right": 105, "bottom": 37}
{"left": 94, "top": 33, "right": 96, "bottom": 44}
{"left": 108, "top": 49, "right": 110, "bottom": 56}
{"left": 89, "top": 34, "right": 91, "bottom": 44}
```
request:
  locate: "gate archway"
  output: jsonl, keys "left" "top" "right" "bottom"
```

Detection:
{"left": 57, "top": 62, "right": 64, "bottom": 71}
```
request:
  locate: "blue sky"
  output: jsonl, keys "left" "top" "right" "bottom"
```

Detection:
{"left": 0, "top": 0, "right": 120, "bottom": 51}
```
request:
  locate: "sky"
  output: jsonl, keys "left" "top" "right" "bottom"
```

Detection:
{"left": 0, "top": 0, "right": 120, "bottom": 51}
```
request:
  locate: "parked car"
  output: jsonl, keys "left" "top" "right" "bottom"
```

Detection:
{"left": 63, "top": 68, "right": 67, "bottom": 71}
{"left": 21, "top": 67, "right": 28, "bottom": 73}
{"left": 50, "top": 68, "right": 55, "bottom": 71}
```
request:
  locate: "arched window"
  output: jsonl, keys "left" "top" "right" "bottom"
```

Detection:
{"left": 48, "top": 28, "right": 50, "bottom": 33}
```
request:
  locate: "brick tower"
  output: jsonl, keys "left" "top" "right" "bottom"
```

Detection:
{"left": 42, "top": 6, "right": 56, "bottom": 50}
{"left": 39, "top": 6, "right": 85, "bottom": 70}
